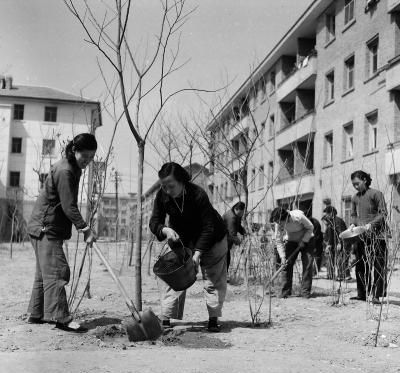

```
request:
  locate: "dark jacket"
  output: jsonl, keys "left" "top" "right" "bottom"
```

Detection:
{"left": 222, "top": 209, "right": 245, "bottom": 246}
{"left": 27, "top": 158, "right": 87, "bottom": 240}
{"left": 322, "top": 215, "right": 347, "bottom": 248}
{"left": 149, "top": 182, "right": 226, "bottom": 253}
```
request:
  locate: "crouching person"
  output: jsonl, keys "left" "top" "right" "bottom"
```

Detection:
{"left": 270, "top": 207, "right": 315, "bottom": 298}
{"left": 149, "top": 162, "right": 228, "bottom": 332}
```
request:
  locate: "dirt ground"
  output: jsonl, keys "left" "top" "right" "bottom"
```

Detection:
{"left": 1, "top": 242, "right": 400, "bottom": 373}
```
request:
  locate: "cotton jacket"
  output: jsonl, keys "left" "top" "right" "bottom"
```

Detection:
{"left": 351, "top": 188, "right": 387, "bottom": 236}
{"left": 27, "top": 158, "right": 87, "bottom": 240}
{"left": 149, "top": 182, "right": 226, "bottom": 253}
{"left": 274, "top": 210, "right": 314, "bottom": 259}
{"left": 223, "top": 209, "right": 245, "bottom": 245}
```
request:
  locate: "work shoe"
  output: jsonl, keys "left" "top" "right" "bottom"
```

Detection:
{"left": 207, "top": 319, "right": 220, "bottom": 333}
{"left": 55, "top": 321, "right": 88, "bottom": 333}
{"left": 350, "top": 295, "right": 366, "bottom": 301}
{"left": 27, "top": 316, "right": 45, "bottom": 324}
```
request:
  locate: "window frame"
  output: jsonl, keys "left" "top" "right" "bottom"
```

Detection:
{"left": 343, "top": 122, "right": 354, "bottom": 159}
{"left": 44, "top": 106, "right": 58, "bottom": 122}
{"left": 366, "top": 35, "right": 379, "bottom": 77}
{"left": 324, "top": 132, "right": 334, "bottom": 165}
{"left": 13, "top": 104, "right": 24, "bottom": 120}
{"left": 258, "top": 165, "right": 265, "bottom": 189}
{"left": 325, "top": 13, "right": 336, "bottom": 43}
{"left": 344, "top": 0, "right": 355, "bottom": 26}
{"left": 344, "top": 54, "right": 355, "bottom": 91}
{"left": 9, "top": 171, "right": 20, "bottom": 187}
{"left": 325, "top": 69, "right": 335, "bottom": 103}
{"left": 11, "top": 137, "right": 22, "bottom": 154}
{"left": 365, "top": 110, "right": 378, "bottom": 151}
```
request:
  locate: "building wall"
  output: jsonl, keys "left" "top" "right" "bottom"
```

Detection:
{"left": 0, "top": 95, "right": 99, "bottom": 240}
{"left": 209, "top": 0, "right": 400, "bottom": 228}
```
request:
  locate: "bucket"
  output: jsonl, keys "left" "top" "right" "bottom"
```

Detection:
{"left": 153, "top": 240, "right": 197, "bottom": 291}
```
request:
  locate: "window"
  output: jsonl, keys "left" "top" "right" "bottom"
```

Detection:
{"left": 13, "top": 104, "right": 24, "bottom": 120}
{"left": 260, "top": 121, "right": 266, "bottom": 144}
{"left": 344, "top": 55, "right": 355, "bottom": 91}
{"left": 44, "top": 106, "right": 57, "bottom": 122}
{"left": 342, "top": 196, "right": 352, "bottom": 226}
{"left": 11, "top": 137, "right": 22, "bottom": 153}
{"left": 9, "top": 171, "right": 20, "bottom": 187}
{"left": 269, "top": 71, "right": 276, "bottom": 93}
{"left": 343, "top": 123, "right": 354, "bottom": 159}
{"left": 267, "top": 161, "right": 274, "bottom": 185}
{"left": 258, "top": 165, "right": 264, "bottom": 189}
{"left": 344, "top": 0, "right": 355, "bottom": 25}
{"left": 215, "top": 185, "right": 219, "bottom": 203}
{"left": 269, "top": 114, "right": 275, "bottom": 137}
{"left": 324, "top": 132, "right": 333, "bottom": 164}
{"left": 366, "top": 110, "right": 378, "bottom": 151}
{"left": 121, "top": 219, "right": 126, "bottom": 224}
{"left": 326, "top": 13, "right": 336, "bottom": 42}
{"left": 250, "top": 168, "right": 256, "bottom": 191}
{"left": 42, "top": 139, "right": 56, "bottom": 156}
{"left": 39, "top": 173, "right": 48, "bottom": 189}
{"left": 325, "top": 70, "right": 335, "bottom": 102}
{"left": 367, "top": 36, "right": 379, "bottom": 76}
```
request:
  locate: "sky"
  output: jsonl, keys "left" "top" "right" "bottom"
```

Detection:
{"left": 0, "top": 0, "right": 312, "bottom": 194}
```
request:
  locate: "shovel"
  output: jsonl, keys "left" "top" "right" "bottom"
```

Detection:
{"left": 92, "top": 243, "right": 163, "bottom": 342}
{"left": 265, "top": 245, "right": 302, "bottom": 289}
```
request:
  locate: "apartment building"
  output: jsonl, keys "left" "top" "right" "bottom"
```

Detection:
{"left": 208, "top": 0, "right": 400, "bottom": 227}
{"left": 97, "top": 193, "right": 137, "bottom": 241}
{"left": 0, "top": 76, "right": 102, "bottom": 239}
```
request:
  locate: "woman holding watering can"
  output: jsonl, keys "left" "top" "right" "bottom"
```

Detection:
{"left": 149, "top": 162, "right": 227, "bottom": 332}
{"left": 27, "top": 133, "right": 97, "bottom": 333}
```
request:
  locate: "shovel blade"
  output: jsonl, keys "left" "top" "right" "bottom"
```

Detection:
{"left": 125, "top": 309, "right": 163, "bottom": 342}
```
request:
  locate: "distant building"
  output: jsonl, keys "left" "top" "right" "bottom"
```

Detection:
{"left": 0, "top": 76, "right": 102, "bottom": 240}
{"left": 140, "top": 162, "right": 210, "bottom": 240}
{"left": 97, "top": 193, "right": 137, "bottom": 241}
{"left": 208, "top": 0, "right": 400, "bottom": 228}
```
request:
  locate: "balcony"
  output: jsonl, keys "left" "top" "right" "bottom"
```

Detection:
{"left": 388, "top": 0, "right": 400, "bottom": 12}
{"left": 275, "top": 111, "right": 316, "bottom": 150}
{"left": 386, "top": 56, "right": 400, "bottom": 90}
{"left": 276, "top": 54, "right": 317, "bottom": 102}
{"left": 273, "top": 171, "right": 315, "bottom": 201}
{"left": 385, "top": 142, "right": 400, "bottom": 175}
{"left": 229, "top": 115, "right": 250, "bottom": 140}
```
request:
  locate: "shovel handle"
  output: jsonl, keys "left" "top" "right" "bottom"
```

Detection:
{"left": 265, "top": 245, "right": 302, "bottom": 289}
{"left": 92, "top": 243, "right": 142, "bottom": 322}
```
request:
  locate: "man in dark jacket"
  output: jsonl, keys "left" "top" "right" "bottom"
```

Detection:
{"left": 222, "top": 201, "right": 246, "bottom": 271}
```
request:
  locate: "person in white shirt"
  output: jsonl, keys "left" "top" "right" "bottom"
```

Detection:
{"left": 270, "top": 207, "right": 315, "bottom": 298}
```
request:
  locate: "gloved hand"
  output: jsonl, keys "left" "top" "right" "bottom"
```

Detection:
{"left": 162, "top": 227, "right": 180, "bottom": 241}
{"left": 364, "top": 223, "right": 372, "bottom": 231}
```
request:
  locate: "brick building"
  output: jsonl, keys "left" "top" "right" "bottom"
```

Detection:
{"left": 0, "top": 76, "right": 101, "bottom": 240}
{"left": 208, "top": 0, "right": 400, "bottom": 228}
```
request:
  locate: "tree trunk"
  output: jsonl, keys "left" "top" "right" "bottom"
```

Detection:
{"left": 132, "top": 142, "right": 145, "bottom": 310}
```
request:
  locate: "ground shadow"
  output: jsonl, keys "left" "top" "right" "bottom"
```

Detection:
{"left": 388, "top": 299, "right": 400, "bottom": 307}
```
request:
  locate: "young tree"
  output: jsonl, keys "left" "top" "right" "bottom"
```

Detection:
{"left": 64, "top": 0, "right": 215, "bottom": 309}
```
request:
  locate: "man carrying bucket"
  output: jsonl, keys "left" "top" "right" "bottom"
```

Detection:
{"left": 149, "top": 162, "right": 228, "bottom": 332}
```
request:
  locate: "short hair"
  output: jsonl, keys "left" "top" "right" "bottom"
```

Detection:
{"left": 158, "top": 162, "right": 191, "bottom": 183}
{"left": 269, "top": 207, "right": 289, "bottom": 223}
{"left": 323, "top": 205, "right": 337, "bottom": 215}
{"left": 351, "top": 170, "right": 372, "bottom": 187}
{"left": 232, "top": 201, "right": 245, "bottom": 211}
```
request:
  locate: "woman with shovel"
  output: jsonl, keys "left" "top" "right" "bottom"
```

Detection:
{"left": 26, "top": 133, "right": 97, "bottom": 333}
{"left": 149, "top": 162, "right": 228, "bottom": 332}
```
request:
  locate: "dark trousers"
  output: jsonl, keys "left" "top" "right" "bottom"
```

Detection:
{"left": 226, "top": 241, "right": 234, "bottom": 272}
{"left": 28, "top": 234, "right": 71, "bottom": 322}
{"left": 281, "top": 240, "right": 314, "bottom": 297}
{"left": 354, "top": 237, "right": 387, "bottom": 298}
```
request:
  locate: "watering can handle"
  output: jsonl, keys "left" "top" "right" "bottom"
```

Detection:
{"left": 92, "top": 243, "right": 142, "bottom": 322}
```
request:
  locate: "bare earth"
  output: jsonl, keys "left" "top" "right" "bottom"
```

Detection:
{"left": 1, "top": 243, "right": 400, "bottom": 373}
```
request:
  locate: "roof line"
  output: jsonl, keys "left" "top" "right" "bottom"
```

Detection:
{"left": 208, "top": 0, "right": 320, "bottom": 127}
